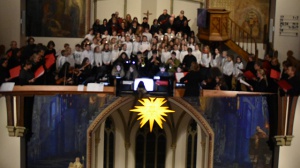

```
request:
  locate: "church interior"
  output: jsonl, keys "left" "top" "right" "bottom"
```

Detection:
{"left": 0, "top": 0, "right": 300, "bottom": 168}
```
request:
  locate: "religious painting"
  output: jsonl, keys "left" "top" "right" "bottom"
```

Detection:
{"left": 26, "top": 94, "right": 117, "bottom": 168}
{"left": 234, "top": 0, "right": 270, "bottom": 43}
{"left": 26, "top": 0, "right": 90, "bottom": 37}
{"left": 200, "top": 96, "right": 272, "bottom": 168}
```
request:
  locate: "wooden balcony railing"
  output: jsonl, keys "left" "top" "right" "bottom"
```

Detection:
{"left": 225, "top": 17, "right": 259, "bottom": 59}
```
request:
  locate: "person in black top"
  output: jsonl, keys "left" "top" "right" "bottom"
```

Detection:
{"left": 141, "top": 17, "right": 150, "bottom": 30}
{"left": 6, "top": 41, "right": 19, "bottom": 58}
{"left": 285, "top": 65, "right": 300, "bottom": 96}
{"left": 7, "top": 48, "right": 22, "bottom": 69}
{"left": 245, "top": 54, "right": 256, "bottom": 74}
{"left": 0, "top": 58, "right": 10, "bottom": 85}
{"left": 267, "top": 57, "right": 281, "bottom": 93}
{"left": 150, "top": 19, "right": 160, "bottom": 35}
{"left": 92, "top": 19, "right": 101, "bottom": 35}
{"left": 180, "top": 62, "right": 202, "bottom": 97}
{"left": 21, "top": 37, "right": 36, "bottom": 63}
{"left": 250, "top": 69, "right": 268, "bottom": 92}
{"left": 147, "top": 50, "right": 161, "bottom": 78}
{"left": 182, "top": 48, "right": 197, "bottom": 71}
{"left": 19, "top": 60, "right": 35, "bottom": 85}
{"left": 158, "top": 9, "right": 170, "bottom": 33}
{"left": 100, "top": 19, "right": 109, "bottom": 34}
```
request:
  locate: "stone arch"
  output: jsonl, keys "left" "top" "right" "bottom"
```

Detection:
{"left": 86, "top": 96, "right": 214, "bottom": 168}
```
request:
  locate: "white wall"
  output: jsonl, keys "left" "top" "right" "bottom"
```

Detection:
{"left": 0, "top": 97, "right": 21, "bottom": 168}
{"left": 273, "top": 0, "right": 300, "bottom": 64}
{"left": 0, "top": 0, "right": 21, "bottom": 50}
{"left": 141, "top": 0, "right": 157, "bottom": 24}
{"left": 278, "top": 97, "right": 300, "bottom": 168}
{"left": 95, "top": 0, "right": 125, "bottom": 22}
{"left": 127, "top": 0, "right": 142, "bottom": 22}
{"left": 156, "top": 0, "right": 171, "bottom": 19}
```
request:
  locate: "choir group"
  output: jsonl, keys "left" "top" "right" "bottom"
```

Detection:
{"left": 0, "top": 10, "right": 299, "bottom": 96}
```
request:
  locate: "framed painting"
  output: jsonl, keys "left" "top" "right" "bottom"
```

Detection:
{"left": 26, "top": 0, "right": 91, "bottom": 37}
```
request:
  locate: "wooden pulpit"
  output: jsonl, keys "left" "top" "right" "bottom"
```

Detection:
{"left": 198, "top": 8, "right": 230, "bottom": 41}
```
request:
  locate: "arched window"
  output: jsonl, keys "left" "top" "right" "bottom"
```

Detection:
{"left": 186, "top": 119, "right": 198, "bottom": 168}
{"left": 103, "top": 117, "right": 115, "bottom": 168}
{"left": 135, "top": 124, "right": 166, "bottom": 168}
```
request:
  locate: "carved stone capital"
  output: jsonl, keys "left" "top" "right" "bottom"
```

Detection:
{"left": 274, "top": 135, "right": 286, "bottom": 146}
{"left": 285, "top": 135, "right": 294, "bottom": 146}
{"left": 6, "top": 126, "right": 15, "bottom": 137}
{"left": 15, "top": 126, "right": 26, "bottom": 137}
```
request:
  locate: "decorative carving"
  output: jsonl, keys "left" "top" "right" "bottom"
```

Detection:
{"left": 285, "top": 135, "right": 294, "bottom": 146}
{"left": 15, "top": 126, "right": 26, "bottom": 137}
{"left": 274, "top": 135, "right": 285, "bottom": 146}
{"left": 6, "top": 126, "right": 15, "bottom": 137}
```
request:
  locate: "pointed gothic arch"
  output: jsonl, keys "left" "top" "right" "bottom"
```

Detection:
{"left": 86, "top": 96, "right": 214, "bottom": 168}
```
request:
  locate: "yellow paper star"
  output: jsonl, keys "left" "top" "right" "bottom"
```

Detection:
{"left": 130, "top": 97, "right": 175, "bottom": 132}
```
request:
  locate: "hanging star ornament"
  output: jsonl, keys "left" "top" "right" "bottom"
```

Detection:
{"left": 130, "top": 97, "right": 175, "bottom": 132}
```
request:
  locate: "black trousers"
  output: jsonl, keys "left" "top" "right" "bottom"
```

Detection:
{"left": 223, "top": 74, "right": 232, "bottom": 90}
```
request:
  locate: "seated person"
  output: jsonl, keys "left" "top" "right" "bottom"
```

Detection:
{"left": 166, "top": 51, "right": 181, "bottom": 76}
{"left": 111, "top": 63, "right": 125, "bottom": 78}
{"left": 156, "top": 64, "right": 169, "bottom": 77}
{"left": 125, "top": 64, "right": 139, "bottom": 80}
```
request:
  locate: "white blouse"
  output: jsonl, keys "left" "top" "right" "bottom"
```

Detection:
{"left": 200, "top": 53, "right": 212, "bottom": 68}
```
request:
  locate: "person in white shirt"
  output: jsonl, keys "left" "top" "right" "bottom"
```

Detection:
{"left": 94, "top": 45, "right": 102, "bottom": 67}
{"left": 171, "top": 44, "right": 180, "bottom": 60}
{"left": 109, "top": 37, "right": 118, "bottom": 51}
{"left": 102, "top": 43, "right": 112, "bottom": 66}
{"left": 124, "top": 35, "right": 133, "bottom": 57}
{"left": 119, "top": 44, "right": 128, "bottom": 57}
{"left": 84, "top": 28, "right": 94, "bottom": 42}
{"left": 220, "top": 50, "right": 228, "bottom": 72}
{"left": 81, "top": 43, "right": 94, "bottom": 67}
{"left": 165, "top": 28, "right": 174, "bottom": 41}
{"left": 222, "top": 55, "right": 234, "bottom": 90}
{"left": 192, "top": 44, "right": 201, "bottom": 64}
{"left": 200, "top": 45, "right": 212, "bottom": 68}
{"left": 142, "top": 27, "right": 152, "bottom": 42}
{"left": 65, "top": 47, "right": 75, "bottom": 67}
{"left": 147, "top": 45, "right": 158, "bottom": 60}
{"left": 110, "top": 30, "right": 118, "bottom": 42}
{"left": 161, "top": 46, "right": 171, "bottom": 64}
{"left": 179, "top": 45, "right": 188, "bottom": 62}
{"left": 73, "top": 44, "right": 82, "bottom": 68}
{"left": 132, "top": 36, "right": 141, "bottom": 56}
{"left": 233, "top": 56, "right": 244, "bottom": 91}
{"left": 111, "top": 44, "right": 120, "bottom": 64}
{"left": 139, "top": 35, "right": 151, "bottom": 57}
{"left": 91, "top": 37, "right": 99, "bottom": 51}
{"left": 199, "top": 45, "right": 212, "bottom": 80}
{"left": 101, "top": 30, "right": 110, "bottom": 41}
{"left": 187, "top": 38, "right": 195, "bottom": 51}
{"left": 56, "top": 50, "right": 66, "bottom": 71}
{"left": 210, "top": 48, "right": 222, "bottom": 69}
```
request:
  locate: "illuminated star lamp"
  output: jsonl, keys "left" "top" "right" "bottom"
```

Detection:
{"left": 130, "top": 97, "right": 175, "bottom": 132}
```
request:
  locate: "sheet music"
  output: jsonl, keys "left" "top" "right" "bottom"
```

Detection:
{"left": 175, "top": 73, "right": 185, "bottom": 82}
{"left": 239, "top": 78, "right": 251, "bottom": 87}
{"left": 0, "top": 82, "right": 15, "bottom": 91}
